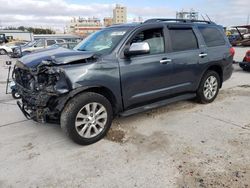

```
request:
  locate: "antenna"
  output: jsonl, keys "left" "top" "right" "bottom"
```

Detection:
{"left": 201, "top": 14, "right": 206, "bottom": 21}
{"left": 206, "top": 14, "right": 212, "bottom": 22}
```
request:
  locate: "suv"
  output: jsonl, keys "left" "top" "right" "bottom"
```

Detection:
{"left": 13, "top": 19, "right": 234, "bottom": 145}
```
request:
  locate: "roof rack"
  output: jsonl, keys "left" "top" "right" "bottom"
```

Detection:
{"left": 144, "top": 18, "right": 215, "bottom": 24}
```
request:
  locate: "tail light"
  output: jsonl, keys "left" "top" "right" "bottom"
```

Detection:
{"left": 230, "top": 47, "right": 235, "bottom": 57}
{"left": 246, "top": 50, "right": 250, "bottom": 57}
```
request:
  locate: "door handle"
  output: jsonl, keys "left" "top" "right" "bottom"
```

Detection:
{"left": 199, "top": 53, "right": 207, "bottom": 58}
{"left": 160, "top": 58, "right": 172, "bottom": 64}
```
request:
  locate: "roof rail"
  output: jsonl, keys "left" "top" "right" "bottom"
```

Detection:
{"left": 144, "top": 18, "right": 215, "bottom": 24}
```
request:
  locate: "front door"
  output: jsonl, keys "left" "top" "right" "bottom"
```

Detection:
{"left": 118, "top": 26, "right": 174, "bottom": 109}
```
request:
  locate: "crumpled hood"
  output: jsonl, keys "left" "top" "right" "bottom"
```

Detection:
{"left": 18, "top": 47, "right": 97, "bottom": 68}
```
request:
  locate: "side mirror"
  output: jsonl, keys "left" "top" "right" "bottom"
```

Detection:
{"left": 124, "top": 42, "right": 150, "bottom": 57}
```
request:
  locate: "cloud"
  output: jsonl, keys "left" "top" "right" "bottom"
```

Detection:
{"left": 192, "top": 0, "right": 250, "bottom": 26}
{"left": 0, "top": 0, "right": 113, "bottom": 30}
{"left": 0, "top": 0, "right": 249, "bottom": 31}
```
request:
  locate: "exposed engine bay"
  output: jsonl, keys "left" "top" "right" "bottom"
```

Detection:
{"left": 14, "top": 60, "right": 70, "bottom": 123}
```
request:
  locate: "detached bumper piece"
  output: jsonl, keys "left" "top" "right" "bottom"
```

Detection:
{"left": 17, "top": 100, "right": 50, "bottom": 123}
{"left": 17, "top": 100, "right": 31, "bottom": 120}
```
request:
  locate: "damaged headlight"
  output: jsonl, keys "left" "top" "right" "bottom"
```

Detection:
{"left": 54, "top": 73, "right": 70, "bottom": 94}
{"left": 33, "top": 63, "right": 70, "bottom": 94}
{"left": 15, "top": 60, "right": 70, "bottom": 95}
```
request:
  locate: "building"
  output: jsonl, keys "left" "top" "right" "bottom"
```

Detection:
{"left": 104, "top": 17, "right": 113, "bottom": 27}
{"left": 0, "top": 30, "right": 33, "bottom": 42}
{"left": 67, "top": 17, "right": 102, "bottom": 37}
{"left": 113, "top": 4, "right": 127, "bottom": 24}
{"left": 176, "top": 10, "right": 199, "bottom": 20}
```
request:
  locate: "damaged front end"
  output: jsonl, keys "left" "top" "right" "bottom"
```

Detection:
{"left": 13, "top": 60, "right": 71, "bottom": 123}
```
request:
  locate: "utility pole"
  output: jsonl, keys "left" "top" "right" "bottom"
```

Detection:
{"left": 247, "top": 14, "right": 249, "bottom": 25}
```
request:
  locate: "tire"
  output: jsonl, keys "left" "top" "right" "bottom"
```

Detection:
{"left": 11, "top": 90, "right": 21, "bottom": 99}
{"left": 60, "top": 92, "right": 113, "bottom": 145}
{"left": 0, "top": 49, "right": 7, "bottom": 55}
{"left": 196, "top": 71, "right": 220, "bottom": 104}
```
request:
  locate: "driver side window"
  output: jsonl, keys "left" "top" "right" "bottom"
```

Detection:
{"left": 35, "top": 40, "right": 45, "bottom": 47}
{"left": 130, "top": 28, "right": 165, "bottom": 55}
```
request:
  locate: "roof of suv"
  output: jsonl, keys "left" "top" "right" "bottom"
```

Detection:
{"left": 108, "top": 18, "right": 217, "bottom": 30}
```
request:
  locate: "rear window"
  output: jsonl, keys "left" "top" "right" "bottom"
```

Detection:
{"left": 56, "top": 39, "right": 65, "bottom": 43}
{"left": 198, "top": 26, "right": 225, "bottom": 47}
{"left": 169, "top": 28, "right": 198, "bottom": 52}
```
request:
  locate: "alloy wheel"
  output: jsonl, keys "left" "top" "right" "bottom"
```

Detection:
{"left": 203, "top": 75, "right": 218, "bottom": 100}
{"left": 75, "top": 102, "right": 108, "bottom": 138}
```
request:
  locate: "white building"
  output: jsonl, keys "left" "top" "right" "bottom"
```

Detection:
{"left": 67, "top": 17, "right": 102, "bottom": 37}
{"left": 113, "top": 4, "right": 127, "bottom": 24}
{"left": 0, "top": 30, "right": 34, "bottom": 41}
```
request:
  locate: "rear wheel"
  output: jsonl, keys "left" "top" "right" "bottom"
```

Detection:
{"left": 61, "top": 92, "right": 113, "bottom": 145}
{"left": 197, "top": 71, "right": 220, "bottom": 104}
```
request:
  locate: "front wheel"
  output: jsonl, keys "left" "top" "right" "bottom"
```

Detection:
{"left": 11, "top": 89, "right": 21, "bottom": 99}
{"left": 60, "top": 92, "right": 113, "bottom": 145}
{"left": 196, "top": 71, "right": 220, "bottom": 104}
{"left": 0, "top": 49, "right": 7, "bottom": 55}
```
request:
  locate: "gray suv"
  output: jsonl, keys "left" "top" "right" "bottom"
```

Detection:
{"left": 13, "top": 19, "right": 234, "bottom": 145}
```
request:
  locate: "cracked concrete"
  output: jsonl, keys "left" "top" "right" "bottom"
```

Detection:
{"left": 0, "top": 47, "right": 250, "bottom": 188}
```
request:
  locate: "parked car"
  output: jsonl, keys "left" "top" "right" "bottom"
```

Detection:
{"left": 50, "top": 42, "right": 78, "bottom": 49}
{"left": 239, "top": 50, "right": 250, "bottom": 71}
{"left": 13, "top": 18, "right": 234, "bottom": 145}
{"left": 0, "top": 41, "right": 27, "bottom": 55}
{"left": 11, "top": 39, "right": 66, "bottom": 57}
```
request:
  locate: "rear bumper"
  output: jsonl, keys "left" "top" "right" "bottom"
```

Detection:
{"left": 223, "top": 63, "right": 233, "bottom": 82}
{"left": 239, "top": 62, "right": 250, "bottom": 70}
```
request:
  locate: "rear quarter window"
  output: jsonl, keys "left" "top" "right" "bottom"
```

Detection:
{"left": 198, "top": 26, "right": 226, "bottom": 47}
{"left": 169, "top": 28, "right": 198, "bottom": 52}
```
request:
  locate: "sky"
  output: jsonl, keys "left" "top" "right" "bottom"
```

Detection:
{"left": 0, "top": 0, "right": 249, "bottom": 31}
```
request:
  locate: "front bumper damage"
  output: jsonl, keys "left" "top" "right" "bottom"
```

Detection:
{"left": 13, "top": 60, "right": 70, "bottom": 123}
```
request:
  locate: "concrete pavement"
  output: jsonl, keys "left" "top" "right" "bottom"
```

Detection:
{"left": 0, "top": 48, "right": 249, "bottom": 188}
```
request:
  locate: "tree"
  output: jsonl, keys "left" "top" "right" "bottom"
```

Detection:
{"left": 3, "top": 26, "right": 55, "bottom": 34}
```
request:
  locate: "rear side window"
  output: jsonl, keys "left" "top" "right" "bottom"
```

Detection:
{"left": 198, "top": 26, "right": 225, "bottom": 47}
{"left": 169, "top": 28, "right": 198, "bottom": 52}
{"left": 56, "top": 39, "right": 65, "bottom": 43}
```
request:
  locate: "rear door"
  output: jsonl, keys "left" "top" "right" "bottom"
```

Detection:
{"left": 164, "top": 25, "right": 205, "bottom": 94}
{"left": 197, "top": 25, "right": 231, "bottom": 77}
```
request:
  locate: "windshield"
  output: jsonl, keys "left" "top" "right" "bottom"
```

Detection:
{"left": 74, "top": 28, "right": 128, "bottom": 55}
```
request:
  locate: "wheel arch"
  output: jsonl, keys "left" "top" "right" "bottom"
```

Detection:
{"left": 199, "top": 64, "right": 223, "bottom": 88}
{"left": 60, "top": 86, "right": 120, "bottom": 116}
{"left": 206, "top": 65, "right": 223, "bottom": 88}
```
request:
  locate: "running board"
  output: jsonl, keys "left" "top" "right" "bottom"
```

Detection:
{"left": 120, "top": 93, "right": 196, "bottom": 117}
